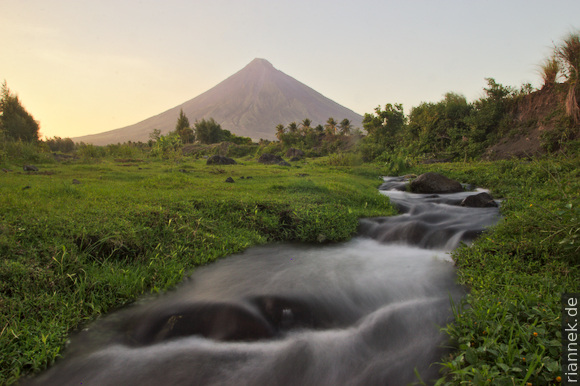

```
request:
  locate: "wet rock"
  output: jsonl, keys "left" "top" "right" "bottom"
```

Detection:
{"left": 409, "top": 172, "right": 463, "bottom": 194}
{"left": 225, "top": 177, "right": 235, "bottom": 183}
{"left": 207, "top": 155, "right": 236, "bottom": 165}
{"left": 128, "top": 302, "right": 275, "bottom": 345}
{"left": 23, "top": 165, "right": 39, "bottom": 172}
{"left": 460, "top": 192, "right": 498, "bottom": 208}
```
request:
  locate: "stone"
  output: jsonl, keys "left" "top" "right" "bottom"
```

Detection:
{"left": 409, "top": 172, "right": 463, "bottom": 194}
{"left": 207, "top": 155, "right": 236, "bottom": 165}
{"left": 258, "top": 153, "right": 287, "bottom": 165}
{"left": 278, "top": 161, "right": 291, "bottom": 167}
{"left": 225, "top": 177, "right": 235, "bottom": 183}
{"left": 72, "top": 179, "right": 81, "bottom": 185}
{"left": 23, "top": 165, "right": 39, "bottom": 172}
{"left": 460, "top": 192, "right": 498, "bottom": 208}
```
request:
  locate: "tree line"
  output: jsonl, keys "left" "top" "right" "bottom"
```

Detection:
{"left": 2, "top": 31, "right": 577, "bottom": 163}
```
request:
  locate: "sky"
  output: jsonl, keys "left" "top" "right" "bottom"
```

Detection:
{"left": 1, "top": 0, "right": 579, "bottom": 139}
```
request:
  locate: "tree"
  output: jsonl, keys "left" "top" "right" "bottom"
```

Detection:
{"left": 362, "top": 103, "right": 405, "bottom": 144}
{"left": 0, "top": 81, "right": 40, "bottom": 142}
{"left": 194, "top": 118, "right": 223, "bottom": 144}
{"left": 175, "top": 109, "right": 194, "bottom": 143}
{"left": 339, "top": 119, "right": 352, "bottom": 135}
{"left": 275, "top": 124, "right": 286, "bottom": 141}
{"left": 324, "top": 117, "right": 338, "bottom": 135}
{"left": 287, "top": 122, "right": 298, "bottom": 133}
{"left": 300, "top": 119, "right": 312, "bottom": 135}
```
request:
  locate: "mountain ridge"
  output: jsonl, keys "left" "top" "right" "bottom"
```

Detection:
{"left": 73, "top": 59, "right": 363, "bottom": 144}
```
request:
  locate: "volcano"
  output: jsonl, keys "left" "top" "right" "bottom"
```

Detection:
{"left": 72, "top": 58, "right": 364, "bottom": 144}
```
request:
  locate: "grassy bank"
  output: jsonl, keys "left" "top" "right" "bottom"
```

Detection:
{"left": 408, "top": 154, "right": 579, "bottom": 385}
{"left": 0, "top": 157, "right": 394, "bottom": 383}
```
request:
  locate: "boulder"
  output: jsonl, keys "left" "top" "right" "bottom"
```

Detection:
{"left": 225, "top": 177, "right": 235, "bottom": 183}
{"left": 460, "top": 192, "right": 498, "bottom": 208}
{"left": 23, "top": 165, "right": 39, "bottom": 172}
{"left": 206, "top": 155, "right": 236, "bottom": 165}
{"left": 409, "top": 172, "right": 463, "bottom": 194}
{"left": 258, "top": 153, "right": 287, "bottom": 165}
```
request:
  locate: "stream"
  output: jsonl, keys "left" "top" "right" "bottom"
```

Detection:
{"left": 29, "top": 176, "right": 501, "bottom": 385}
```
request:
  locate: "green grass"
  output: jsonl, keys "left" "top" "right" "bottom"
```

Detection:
{"left": 0, "top": 156, "right": 394, "bottom": 384}
{"left": 409, "top": 154, "right": 579, "bottom": 385}
{"left": 1, "top": 150, "right": 578, "bottom": 385}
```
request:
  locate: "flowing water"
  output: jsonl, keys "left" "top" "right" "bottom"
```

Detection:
{"left": 29, "top": 177, "right": 500, "bottom": 386}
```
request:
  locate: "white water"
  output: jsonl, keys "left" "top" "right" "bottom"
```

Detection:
{"left": 28, "top": 177, "right": 500, "bottom": 386}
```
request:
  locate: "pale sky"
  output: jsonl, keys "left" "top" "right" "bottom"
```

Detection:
{"left": 1, "top": 0, "right": 579, "bottom": 139}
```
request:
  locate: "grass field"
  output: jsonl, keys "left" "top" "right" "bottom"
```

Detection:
{"left": 1, "top": 152, "right": 578, "bottom": 385}
{"left": 0, "top": 156, "right": 394, "bottom": 383}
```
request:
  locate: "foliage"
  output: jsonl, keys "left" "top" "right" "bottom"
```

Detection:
{"left": 406, "top": 92, "right": 473, "bottom": 158}
{"left": 194, "top": 118, "right": 224, "bottom": 144}
{"left": 150, "top": 131, "right": 182, "bottom": 160}
{"left": 0, "top": 81, "right": 40, "bottom": 142}
{"left": 0, "top": 139, "right": 54, "bottom": 164}
{"left": 408, "top": 155, "right": 579, "bottom": 385}
{"left": 556, "top": 31, "right": 580, "bottom": 124}
{"left": 539, "top": 55, "right": 561, "bottom": 89}
{"left": 45, "top": 137, "right": 75, "bottom": 153}
{"left": 174, "top": 109, "right": 194, "bottom": 144}
{"left": 362, "top": 103, "right": 406, "bottom": 148}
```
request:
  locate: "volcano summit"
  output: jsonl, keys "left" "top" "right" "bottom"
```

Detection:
{"left": 73, "top": 59, "right": 363, "bottom": 145}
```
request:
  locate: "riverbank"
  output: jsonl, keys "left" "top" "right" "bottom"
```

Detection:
{"left": 0, "top": 158, "right": 394, "bottom": 383}
{"left": 1, "top": 154, "right": 577, "bottom": 384}
{"left": 410, "top": 154, "right": 579, "bottom": 385}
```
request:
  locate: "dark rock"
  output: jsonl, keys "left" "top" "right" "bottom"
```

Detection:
{"left": 225, "top": 177, "right": 235, "bottom": 183}
{"left": 22, "top": 185, "right": 31, "bottom": 190}
{"left": 258, "top": 153, "right": 286, "bottom": 165}
{"left": 240, "top": 176, "right": 245, "bottom": 179}
{"left": 409, "top": 172, "right": 463, "bottom": 194}
{"left": 278, "top": 161, "right": 291, "bottom": 167}
{"left": 289, "top": 157, "right": 302, "bottom": 162}
{"left": 207, "top": 155, "right": 236, "bottom": 165}
{"left": 23, "top": 165, "right": 39, "bottom": 172}
{"left": 128, "top": 302, "right": 275, "bottom": 345}
{"left": 72, "top": 179, "right": 81, "bottom": 185}
{"left": 246, "top": 176, "right": 253, "bottom": 179}
{"left": 285, "top": 148, "right": 305, "bottom": 159}
{"left": 460, "top": 192, "right": 498, "bottom": 208}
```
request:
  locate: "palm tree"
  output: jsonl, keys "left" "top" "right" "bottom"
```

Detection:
{"left": 339, "top": 119, "right": 352, "bottom": 135}
{"left": 275, "top": 124, "right": 285, "bottom": 141}
{"left": 300, "top": 118, "right": 311, "bottom": 136}
{"left": 324, "top": 117, "right": 338, "bottom": 135}
{"left": 287, "top": 122, "right": 298, "bottom": 133}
